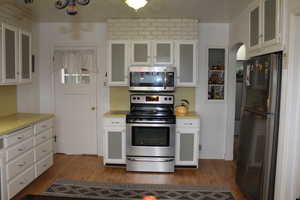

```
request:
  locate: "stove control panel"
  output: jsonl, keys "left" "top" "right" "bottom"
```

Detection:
{"left": 131, "top": 95, "right": 174, "bottom": 104}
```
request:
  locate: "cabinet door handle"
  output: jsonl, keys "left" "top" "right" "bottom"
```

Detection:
{"left": 42, "top": 136, "right": 47, "bottom": 139}
{"left": 42, "top": 150, "right": 47, "bottom": 153}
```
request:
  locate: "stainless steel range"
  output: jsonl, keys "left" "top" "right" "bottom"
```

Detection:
{"left": 126, "top": 94, "right": 176, "bottom": 172}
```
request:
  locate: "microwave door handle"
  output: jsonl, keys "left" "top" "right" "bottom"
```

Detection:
{"left": 164, "top": 71, "right": 167, "bottom": 89}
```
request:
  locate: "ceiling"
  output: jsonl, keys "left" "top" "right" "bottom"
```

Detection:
{"left": 14, "top": 0, "right": 252, "bottom": 23}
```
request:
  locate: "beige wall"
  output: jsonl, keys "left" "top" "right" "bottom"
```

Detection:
{"left": 0, "top": 86, "right": 17, "bottom": 117}
{"left": 110, "top": 87, "right": 195, "bottom": 112}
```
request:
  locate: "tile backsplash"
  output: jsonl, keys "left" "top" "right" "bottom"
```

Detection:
{"left": 110, "top": 87, "right": 195, "bottom": 112}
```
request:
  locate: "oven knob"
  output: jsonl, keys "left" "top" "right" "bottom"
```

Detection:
{"left": 169, "top": 97, "right": 172, "bottom": 101}
{"left": 133, "top": 97, "right": 136, "bottom": 100}
{"left": 137, "top": 97, "right": 140, "bottom": 100}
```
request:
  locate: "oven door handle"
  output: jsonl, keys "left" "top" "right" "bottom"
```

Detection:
{"left": 127, "top": 123, "right": 175, "bottom": 127}
{"left": 127, "top": 157, "right": 174, "bottom": 163}
{"left": 131, "top": 120, "right": 170, "bottom": 124}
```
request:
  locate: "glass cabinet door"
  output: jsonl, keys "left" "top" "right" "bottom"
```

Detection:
{"left": 208, "top": 48, "right": 226, "bottom": 101}
{"left": 131, "top": 41, "right": 151, "bottom": 65}
{"left": 108, "top": 41, "right": 128, "bottom": 85}
{"left": 154, "top": 41, "right": 173, "bottom": 65}
{"left": 250, "top": 5, "right": 260, "bottom": 48}
{"left": 263, "top": 0, "right": 277, "bottom": 43}
{"left": 19, "top": 31, "right": 32, "bottom": 83}
{"left": 176, "top": 41, "right": 197, "bottom": 86}
{"left": 2, "top": 23, "right": 18, "bottom": 83}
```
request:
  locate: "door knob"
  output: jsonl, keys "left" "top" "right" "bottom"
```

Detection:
{"left": 91, "top": 107, "right": 96, "bottom": 111}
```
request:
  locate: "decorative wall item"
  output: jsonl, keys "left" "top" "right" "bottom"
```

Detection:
{"left": 55, "top": 0, "right": 90, "bottom": 15}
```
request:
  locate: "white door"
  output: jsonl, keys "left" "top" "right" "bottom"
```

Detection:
{"left": 54, "top": 67, "right": 97, "bottom": 155}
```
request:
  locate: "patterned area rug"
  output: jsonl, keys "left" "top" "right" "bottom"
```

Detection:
{"left": 44, "top": 179, "right": 235, "bottom": 200}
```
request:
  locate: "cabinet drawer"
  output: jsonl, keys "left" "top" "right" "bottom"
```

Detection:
{"left": 6, "top": 138, "right": 33, "bottom": 162}
{"left": 177, "top": 119, "right": 200, "bottom": 128}
{"left": 35, "top": 119, "right": 53, "bottom": 135}
{"left": 36, "top": 154, "right": 53, "bottom": 177}
{"left": 5, "top": 127, "right": 33, "bottom": 148}
{"left": 35, "top": 140, "right": 52, "bottom": 162}
{"left": 35, "top": 128, "right": 52, "bottom": 146}
{"left": 8, "top": 166, "right": 35, "bottom": 199}
{"left": 7, "top": 150, "right": 34, "bottom": 180}
{"left": 104, "top": 118, "right": 125, "bottom": 127}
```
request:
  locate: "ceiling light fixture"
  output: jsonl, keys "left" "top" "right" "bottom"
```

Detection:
{"left": 55, "top": 0, "right": 90, "bottom": 15}
{"left": 125, "top": 0, "right": 148, "bottom": 11}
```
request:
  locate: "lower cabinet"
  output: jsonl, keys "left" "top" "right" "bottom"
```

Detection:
{"left": 2, "top": 117, "right": 54, "bottom": 200}
{"left": 175, "top": 119, "right": 200, "bottom": 167}
{"left": 103, "top": 117, "right": 126, "bottom": 165}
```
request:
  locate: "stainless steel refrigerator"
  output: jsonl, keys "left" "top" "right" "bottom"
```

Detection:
{"left": 236, "top": 52, "right": 282, "bottom": 200}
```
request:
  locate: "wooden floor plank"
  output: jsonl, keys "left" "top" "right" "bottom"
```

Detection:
{"left": 13, "top": 154, "right": 247, "bottom": 200}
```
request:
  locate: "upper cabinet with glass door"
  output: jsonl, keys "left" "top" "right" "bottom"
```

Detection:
{"left": 131, "top": 41, "right": 151, "bottom": 65}
{"left": 1, "top": 23, "right": 18, "bottom": 84}
{"left": 153, "top": 41, "right": 174, "bottom": 65}
{"left": 108, "top": 41, "right": 129, "bottom": 86}
{"left": 248, "top": 0, "right": 283, "bottom": 57}
{"left": 19, "top": 30, "right": 32, "bottom": 83}
{"left": 176, "top": 41, "right": 198, "bottom": 87}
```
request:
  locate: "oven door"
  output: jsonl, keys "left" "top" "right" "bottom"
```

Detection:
{"left": 126, "top": 123, "right": 175, "bottom": 157}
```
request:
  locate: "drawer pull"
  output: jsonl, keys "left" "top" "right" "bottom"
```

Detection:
{"left": 43, "top": 164, "right": 48, "bottom": 167}
{"left": 41, "top": 125, "right": 48, "bottom": 128}
{"left": 112, "top": 122, "right": 120, "bottom": 124}
{"left": 17, "top": 136, "right": 24, "bottom": 140}
{"left": 18, "top": 148, "right": 24, "bottom": 152}
{"left": 42, "top": 136, "right": 47, "bottom": 139}
{"left": 42, "top": 150, "right": 47, "bottom": 153}
{"left": 184, "top": 123, "right": 193, "bottom": 125}
{"left": 17, "top": 162, "right": 26, "bottom": 167}
{"left": 19, "top": 181, "right": 24, "bottom": 185}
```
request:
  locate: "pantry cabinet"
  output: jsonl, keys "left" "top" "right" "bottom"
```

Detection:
{"left": 248, "top": 0, "right": 282, "bottom": 56}
{"left": 108, "top": 41, "right": 129, "bottom": 86}
{"left": 176, "top": 41, "right": 198, "bottom": 86}
{"left": 175, "top": 118, "right": 200, "bottom": 167}
{"left": 1, "top": 23, "right": 18, "bottom": 84}
{"left": 103, "top": 117, "right": 126, "bottom": 165}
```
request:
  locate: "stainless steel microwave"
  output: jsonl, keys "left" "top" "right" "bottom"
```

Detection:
{"left": 129, "top": 66, "right": 176, "bottom": 92}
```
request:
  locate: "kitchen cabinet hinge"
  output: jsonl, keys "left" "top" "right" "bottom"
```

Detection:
{"left": 199, "top": 145, "right": 202, "bottom": 151}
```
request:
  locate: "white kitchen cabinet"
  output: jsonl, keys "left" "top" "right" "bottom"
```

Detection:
{"left": 108, "top": 41, "right": 129, "bottom": 86}
{"left": 153, "top": 41, "right": 174, "bottom": 65}
{"left": 1, "top": 23, "right": 18, "bottom": 84}
{"left": 248, "top": 0, "right": 282, "bottom": 56}
{"left": 131, "top": 41, "right": 151, "bottom": 65}
{"left": 175, "top": 118, "right": 200, "bottom": 167}
{"left": 107, "top": 40, "right": 198, "bottom": 87}
{"left": 175, "top": 41, "right": 198, "bottom": 86}
{"left": 249, "top": 1, "right": 261, "bottom": 50}
{"left": 19, "top": 30, "right": 32, "bottom": 83}
{"left": 103, "top": 117, "right": 126, "bottom": 165}
{"left": 1, "top": 117, "right": 54, "bottom": 200}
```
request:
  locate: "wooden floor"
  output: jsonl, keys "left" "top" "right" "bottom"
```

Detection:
{"left": 13, "top": 154, "right": 247, "bottom": 200}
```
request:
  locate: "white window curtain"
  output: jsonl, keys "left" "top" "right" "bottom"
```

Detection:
{"left": 53, "top": 49, "right": 97, "bottom": 73}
